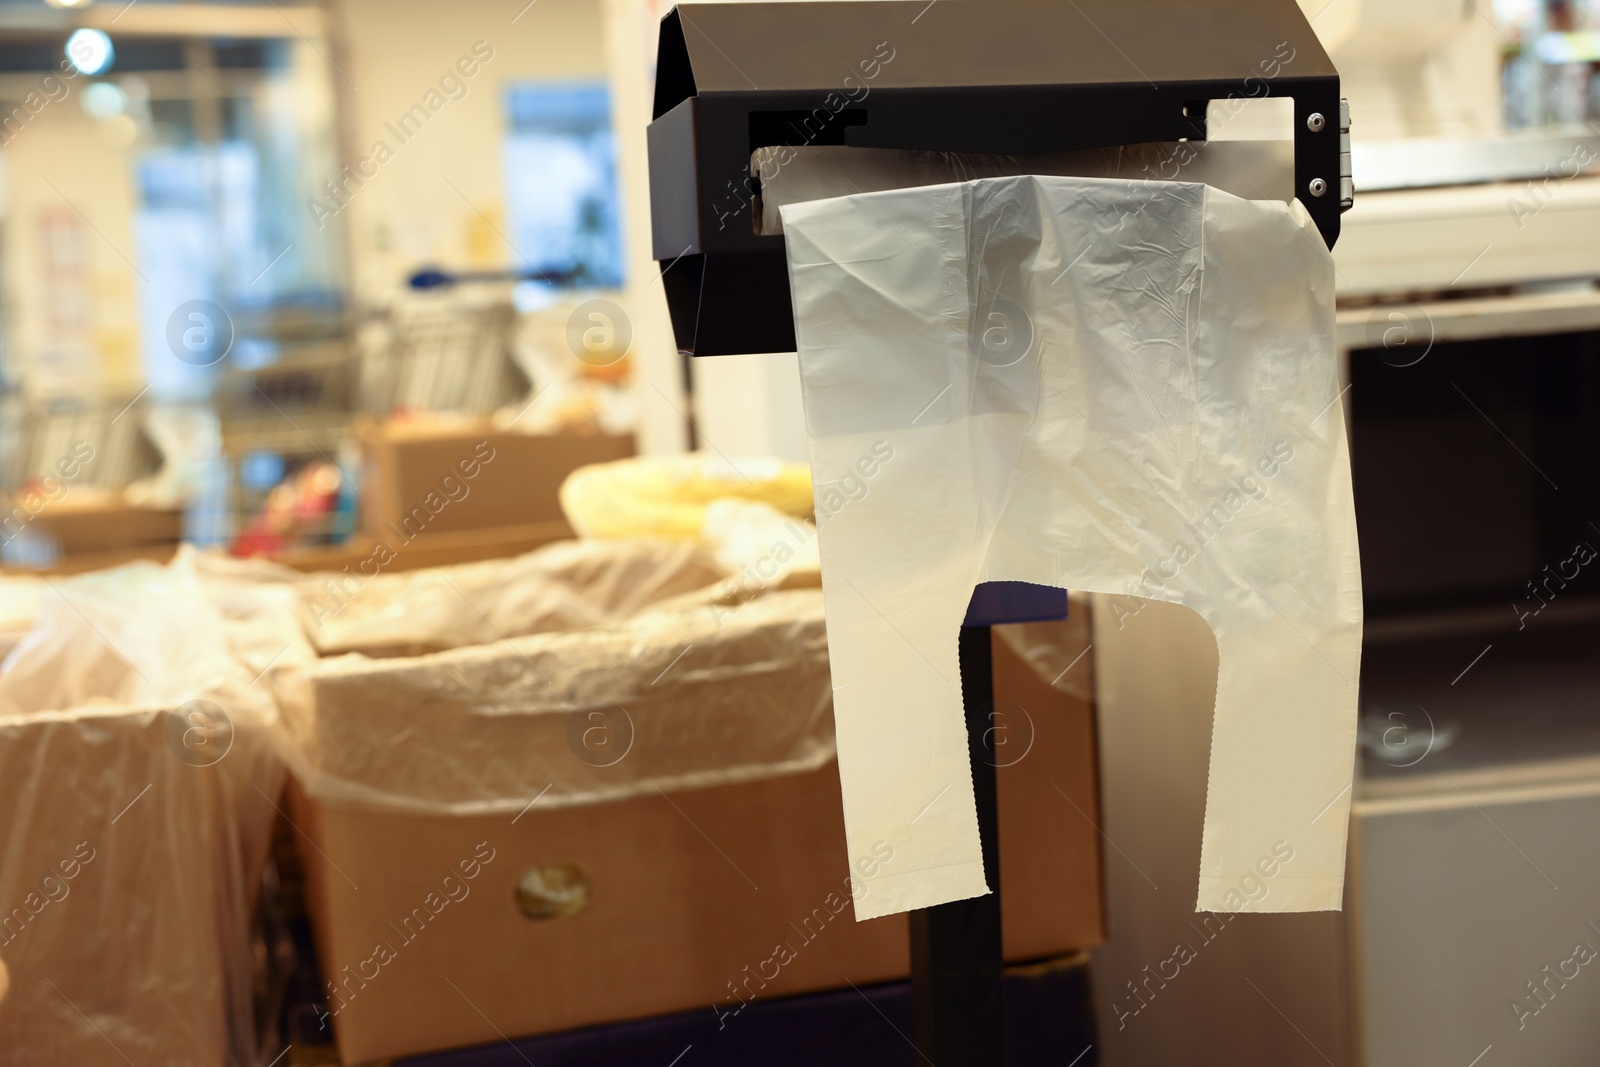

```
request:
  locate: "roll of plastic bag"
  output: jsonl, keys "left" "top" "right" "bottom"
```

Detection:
{"left": 781, "top": 174, "right": 1361, "bottom": 920}
{"left": 754, "top": 141, "right": 1295, "bottom": 235}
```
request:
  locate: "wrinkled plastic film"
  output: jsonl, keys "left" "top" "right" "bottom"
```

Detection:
{"left": 0, "top": 554, "right": 286, "bottom": 1066}
{"left": 298, "top": 588, "right": 836, "bottom": 817}
{"left": 301, "top": 538, "right": 726, "bottom": 658}
{"left": 0, "top": 536, "right": 841, "bottom": 1058}
{"left": 279, "top": 537, "right": 836, "bottom": 816}
{"left": 151, "top": 538, "right": 834, "bottom": 818}
{"left": 781, "top": 175, "right": 1362, "bottom": 921}
{"left": 4, "top": 539, "right": 837, "bottom": 819}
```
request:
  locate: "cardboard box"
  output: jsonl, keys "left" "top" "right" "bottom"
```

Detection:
{"left": 0, "top": 555, "right": 292, "bottom": 1065}
{"left": 0, "top": 709, "right": 283, "bottom": 1066}
{"left": 359, "top": 421, "right": 634, "bottom": 539}
{"left": 291, "top": 624, "right": 1102, "bottom": 1063}
{"left": 272, "top": 520, "right": 578, "bottom": 575}
{"left": 0, "top": 524, "right": 578, "bottom": 580}
{"left": 6, "top": 495, "right": 183, "bottom": 556}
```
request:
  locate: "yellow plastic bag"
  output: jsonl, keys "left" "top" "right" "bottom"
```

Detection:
{"left": 559, "top": 453, "right": 812, "bottom": 539}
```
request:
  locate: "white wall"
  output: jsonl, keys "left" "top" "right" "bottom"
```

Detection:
{"left": 1, "top": 74, "right": 143, "bottom": 396}
{"left": 330, "top": 0, "right": 688, "bottom": 454}
{"left": 328, "top": 0, "right": 610, "bottom": 303}
{"left": 692, "top": 350, "right": 810, "bottom": 463}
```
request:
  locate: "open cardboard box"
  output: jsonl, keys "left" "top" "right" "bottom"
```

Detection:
{"left": 0, "top": 557, "right": 290, "bottom": 1065}
{"left": 0, "top": 708, "right": 280, "bottom": 1065}
{"left": 1, "top": 491, "right": 183, "bottom": 573}
{"left": 289, "top": 605, "right": 1103, "bottom": 1063}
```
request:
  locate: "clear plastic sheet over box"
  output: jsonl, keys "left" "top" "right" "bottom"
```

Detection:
{"left": 0, "top": 534, "right": 841, "bottom": 1060}
{"left": 300, "top": 588, "right": 835, "bottom": 815}
{"left": 281, "top": 537, "right": 835, "bottom": 815}
{"left": 0, "top": 555, "right": 287, "bottom": 1066}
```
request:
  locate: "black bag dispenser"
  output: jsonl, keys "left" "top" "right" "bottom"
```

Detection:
{"left": 647, "top": 0, "right": 1349, "bottom": 357}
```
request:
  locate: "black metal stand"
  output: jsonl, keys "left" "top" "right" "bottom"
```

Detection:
{"left": 908, "top": 625, "right": 1006, "bottom": 1066}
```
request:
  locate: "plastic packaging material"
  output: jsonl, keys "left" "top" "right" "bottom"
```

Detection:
{"left": 755, "top": 142, "right": 1295, "bottom": 236}
{"left": 782, "top": 174, "right": 1362, "bottom": 920}
{"left": 994, "top": 594, "right": 1096, "bottom": 706}
{"left": 699, "top": 497, "right": 821, "bottom": 592}
{"left": 0, "top": 554, "right": 285, "bottom": 721}
{"left": 559, "top": 453, "right": 814, "bottom": 540}
{"left": 124, "top": 403, "right": 223, "bottom": 509}
{"left": 0, "top": 574, "right": 45, "bottom": 661}
{"left": 189, "top": 549, "right": 325, "bottom": 752}
{"left": 0, "top": 536, "right": 838, "bottom": 1055}
{"left": 0, "top": 551, "right": 287, "bottom": 1066}
{"left": 299, "top": 538, "right": 726, "bottom": 658}
{"left": 299, "top": 588, "right": 835, "bottom": 815}
{"left": 500, "top": 298, "right": 638, "bottom": 436}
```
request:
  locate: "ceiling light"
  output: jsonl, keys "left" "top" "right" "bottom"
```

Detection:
{"left": 65, "top": 29, "right": 114, "bottom": 76}
{"left": 81, "top": 81, "right": 126, "bottom": 120}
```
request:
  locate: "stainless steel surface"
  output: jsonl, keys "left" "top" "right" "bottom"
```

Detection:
{"left": 1310, "top": 176, "right": 1328, "bottom": 196}
{"left": 1338, "top": 98, "right": 1353, "bottom": 212}
{"left": 1352, "top": 126, "right": 1600, "bottom": 192}
{"left": 1307, "top": 111, "right": 1325, "bottom": 132}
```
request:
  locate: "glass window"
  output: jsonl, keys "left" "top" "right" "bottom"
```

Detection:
{"left": 501, "top": 81, "right": 624, "bottom": 288}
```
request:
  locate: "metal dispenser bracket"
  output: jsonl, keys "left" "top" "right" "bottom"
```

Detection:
{"left": 647, "top": 0, "right": 1344, "bottom": 357}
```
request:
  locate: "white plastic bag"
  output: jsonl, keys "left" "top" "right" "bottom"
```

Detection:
{"left": 782, "top": 174, "right": 1361, "bottom": 920}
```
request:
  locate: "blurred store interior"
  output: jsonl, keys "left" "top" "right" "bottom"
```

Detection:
{"left": 0, "top": 0, "right": 1598, "bottom": 1064}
